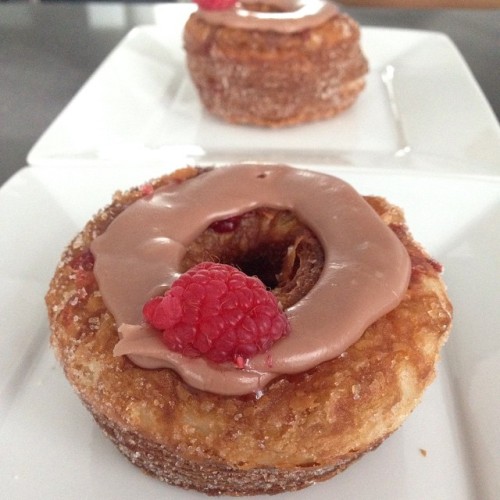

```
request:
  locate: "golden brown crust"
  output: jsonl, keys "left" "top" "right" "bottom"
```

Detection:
{"left": 46, "top": 167, "right": 452, "bottom": 496}
{"left": 183, "top": 11, "right": 369, "bottom": 127}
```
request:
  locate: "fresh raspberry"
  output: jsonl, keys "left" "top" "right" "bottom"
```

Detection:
{"left": 195, "top": 0, "right": 236, "bottom": 11}
{"left": 143, "top": 262, "right": 289, "bottom": 364}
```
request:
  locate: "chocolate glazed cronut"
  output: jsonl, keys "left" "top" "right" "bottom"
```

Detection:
{"left": 183, "top": 1, "right": 369, "bottom": 127}
{"left": 46, "top": 165, "right": 452, "bottom": 496}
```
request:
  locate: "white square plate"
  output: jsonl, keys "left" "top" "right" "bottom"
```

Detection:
{"left": 26, "top": 5, "right": 500, "bottom": 173}
{"left": 0, "top": 164, "right": 498, "bottom": 499}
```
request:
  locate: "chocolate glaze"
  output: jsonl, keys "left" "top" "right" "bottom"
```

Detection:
{"left": 196, "top": 0, "right": 338, "bottom": 34}
{"left": 91, "top": 164, "right": 411, "bottom": 396}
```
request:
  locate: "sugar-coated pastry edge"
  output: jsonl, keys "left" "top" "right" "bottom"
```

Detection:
{"left": 46, "top": 166, "right": 452, "bottom": 496}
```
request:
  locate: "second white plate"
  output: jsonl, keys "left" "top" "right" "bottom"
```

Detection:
{"left": 26, "top": 6, "right": 500, "bottom": 173}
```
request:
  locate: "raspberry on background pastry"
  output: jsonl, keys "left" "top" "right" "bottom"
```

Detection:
{"left": 46, "top": 164, "right": 452, "bottom": 496}
{"left": 183, "top": 0, "right": 369, "bottom": 127}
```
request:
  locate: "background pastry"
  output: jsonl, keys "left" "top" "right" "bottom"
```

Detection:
{"left": 184, "top": 1, "right": 369, "bottom": 127}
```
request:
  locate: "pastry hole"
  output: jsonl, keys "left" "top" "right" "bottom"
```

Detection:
{"left": 232, "top": 242, "right": 288, "bottom": 289}
{"left": 182, "top": 208, "right": 324, "bottom": 309}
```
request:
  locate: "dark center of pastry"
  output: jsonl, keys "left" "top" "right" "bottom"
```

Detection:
{"left": 181, "top": 208, "right": 324, "bottom": 309}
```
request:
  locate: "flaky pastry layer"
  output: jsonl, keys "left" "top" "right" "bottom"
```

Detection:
{"left": 46, "top": 167, "right": 452, "bottom": 496}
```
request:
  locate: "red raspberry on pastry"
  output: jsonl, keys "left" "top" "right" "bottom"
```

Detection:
{"left": 143, "top": 262, "right": 289, "bottom": 364}
{"left": 195, "top": 0, "right": 236, "bottom": 11}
